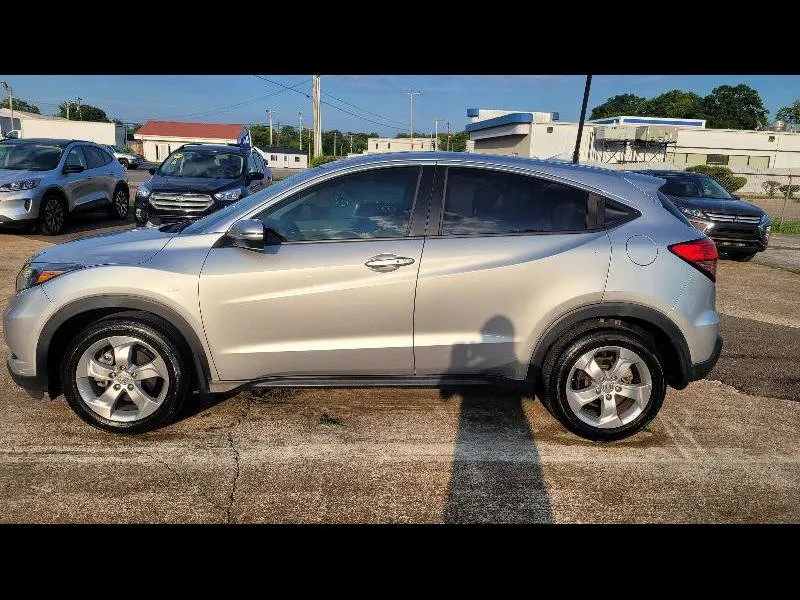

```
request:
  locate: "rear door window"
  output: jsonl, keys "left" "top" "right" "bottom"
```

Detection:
{"left": 83, "top": 145, "right": 106, "bottom": 169}
{"left": 439, "top": 167, "right": 590, "bottom": 235}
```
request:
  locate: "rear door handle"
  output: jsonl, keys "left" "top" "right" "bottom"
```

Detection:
{"left": 365, "top": 254, "right": 416, "bottom": 271}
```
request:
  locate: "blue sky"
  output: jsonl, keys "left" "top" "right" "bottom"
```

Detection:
{"left": 1, "top": 75, "right": 797, "bottom": 135}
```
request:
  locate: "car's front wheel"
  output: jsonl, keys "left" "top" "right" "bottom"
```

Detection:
{"left": 61, "top": 314, "right": 191, "bottom": 434}
{"left": 540, "top": 326, "right": 666, "bottom": 441}
{"left": 38, "top": 193, "right": 66, "bottom": 235}
{"left": 118, "top": 158, "right": 129, "bottom": 169}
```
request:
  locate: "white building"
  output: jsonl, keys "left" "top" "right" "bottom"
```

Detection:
{"left": 1, "top": 108, "right": 125, "bottom": 146}
{"left": 465, "top": 108, "right": 800, "bottom": 170}
{"left": 134, "top": 120, "right": 248, "bottom": 163}
{"left": 255, "top": 146, "right": 308, "bottom": 169}
{"left": 366, "top": 137, "right": 435, "bottom": 153}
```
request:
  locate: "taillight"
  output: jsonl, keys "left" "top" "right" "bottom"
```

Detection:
{"left": 668, "top": 237, "right": 718, "bottom": 281}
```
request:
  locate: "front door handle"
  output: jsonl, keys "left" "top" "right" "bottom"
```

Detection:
{"left": 365, "top": 254, "right": 416, "bottom": 272}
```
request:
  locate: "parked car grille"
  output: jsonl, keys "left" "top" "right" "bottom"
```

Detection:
{"left": 706, "top": 212, "right": 761, "bottom": 224}
{"left": 149, "top": 193, "right": 213, "bottom": 213}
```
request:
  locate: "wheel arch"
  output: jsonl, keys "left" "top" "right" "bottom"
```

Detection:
{"left": 528, "top": 302, "right": 692, "bottom": 390}
{"left": 39, "top": 185, "right": 70, "bottom": 215}
{"left": 38, "top": 295, "right": 212, "bottom": 398}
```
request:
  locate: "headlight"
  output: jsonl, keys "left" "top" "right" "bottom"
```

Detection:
{"left": 214, "top": 188, "right": 243, "bottom": 202}
{"left": 16, "top": 262, "right": 83, "bottom": 293}
{"left": 680, "top": 207, "right": 709, "bottom": 220}
{"left": 136, "top": 182, "right": 152, "bottom": 198}
{"left": 759, "top": 213, "right": 771, "bottom": 227}
{"left": 0, "top": 178, "right": 41, "bottom": 192}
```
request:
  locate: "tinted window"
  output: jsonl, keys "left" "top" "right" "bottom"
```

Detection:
{"left": 604, "top": 199, "right": 636, "bottom": 226}
{"left": 696, "top": 176, "right": 732, "bottom": 200}
{"left": 85, "top": 145, "right": 111, "bottom": 168}
{"left": 660, "top": 176, "right": 699, "bottom": 197}
{"left": 0, "top": 143, "right": 63, "bottom": 171}
{"left": 65, "top": 146, "right": 88, "bottom": 169}
{"left": 441, "top": 168, "right": 589, "bottom": 235}
{"left": 97, "top": 147, "right": 114, "bottom": 165}
{"left": 158, "top": 149, "right": 244, "bottom": 179}
{"left": 254, "top": 166, "right": 420, "bottom": 241}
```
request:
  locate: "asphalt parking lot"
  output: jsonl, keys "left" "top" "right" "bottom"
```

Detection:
{"left": 0, "top": 221, "right": 798, "bottom": 523}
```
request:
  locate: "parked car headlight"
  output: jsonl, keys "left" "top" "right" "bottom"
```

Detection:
{"left": 214, "top": 188, "right": 243, "bottom": 202}
{"left": 16, "top": 262, "right": 83, "bottom": 293}
{"left": 680, "top": 207, "right": 714, "bottom": 233}
{"left": 0, "top": 178, "right": 41, "bottom": 192}
{"left": 680, "top": 207, "right": 708, "bottom": 220}
{"left": 759, "top": 213, "right": 771, "bottom": 227}
{"left": 136, "top": 182, "right": 152, "bottom": 198}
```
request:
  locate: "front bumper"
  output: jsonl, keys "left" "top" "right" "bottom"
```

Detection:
{"left": 689, "top": 335, "right": 723, "bottom": 381}
{"left": 0, "top": 190, "right": 40, "bottom": 225}
{"left": 708, "top": 223, "right": 769, "bottom": 253}
{"left": 7, "top": 358, "right": 48, "bottom": 391}
{"left": 135, "top": 197, "right": 230, "bottom": 224}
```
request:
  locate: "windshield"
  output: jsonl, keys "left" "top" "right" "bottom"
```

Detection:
{"left": 157, "top": 149, "right": 243, "bottom": 179}
{"left": 660, "top": 175, "right": 732, "bottom": 200}
{"left": 0, "top": 143, "right": 64, "bottom": 171}
{"left": 182, "top": 170, "right": 315, "bottom": 235}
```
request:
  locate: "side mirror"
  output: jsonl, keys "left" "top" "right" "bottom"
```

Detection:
{"left": 148, "top": 167, "right": 157, "bottom": 175}
{"left": 63, "top": 164, "right": 84, "bottom": 174}
{"left": 247, "top": 171, "right": 265, "bottom": 182}
{"left": 225, "top": 219, "right": 286, "bottom": 250}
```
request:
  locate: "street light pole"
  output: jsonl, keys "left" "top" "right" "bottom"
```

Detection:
{"left": 446, "top": 121, "right": 451, "bottom": 151}
{"left": 434, "top": 118, "right": 444, "bottom": 151}
{"left": 573, "top": 74, "right": 593, "bottom": 164}
{"left": 266, "top": 109, "right": 274, "bottom": 146}
{"left": 298, "top": 112, "right": 303, "bottom": 152}
{"left": 1, "top": 81, "right": 14, "bottom": 136}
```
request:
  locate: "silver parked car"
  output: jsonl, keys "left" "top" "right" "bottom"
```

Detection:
{"left": 3, "top": 152, "right": 722, "bottom": 439}
{"left": 104, "top": 145, "right": 144, "bottom": 170}
{"left": 0, "top": 138, "right": 130, "bottom": 235}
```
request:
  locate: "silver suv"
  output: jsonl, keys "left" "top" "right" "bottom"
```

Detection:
{"left": 104, "top": 145, "right": 144, "bottom": 170}
{"left": 3, "top": 152, "right": 722, "bottom": 440}
{"left": 0, "top": 138, "right": 130, "bottom": 235}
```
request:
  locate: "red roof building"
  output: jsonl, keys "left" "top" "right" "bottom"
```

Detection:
{"left": 134, "top": 120, "right": 247, "bottom": 162}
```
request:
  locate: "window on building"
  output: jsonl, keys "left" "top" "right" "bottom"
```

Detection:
{"left": 440, "top": 167, "right": 590, "bottom": 236}
{"left": 388, "top": 143, "right": 391, "bottom": 149}
{"left": 375, "top": 143, "right": 378, "bottom": 149}
{"left": 706, "top": 154, "right": 729, "bottom": 166}
{"left": 547, "top": 127, "right": 554, "bottom": 133}
{"left": 155, "top": 145, "right": 159, "bottom": 161}
{"left": 749, "top": 155, "right": 770, "bottom": 168}
{"left": 671, "top": 153, "right": 688, "bottom": 165}
{"left": 271, "top": 155, "right": 277, "bottom": 161}
{"left": 294, "top": 156, "right": 300, "bottom": 163}
{"left": 769, "top": 135, "right": 776, "bottom": 142}
{"left": 284, "top": 156, "right": 288, "bottom": 161}
{"left": 253, "top": 166, "right": 420, "bottom": 241}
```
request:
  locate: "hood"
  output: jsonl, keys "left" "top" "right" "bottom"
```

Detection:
{"left": 666, "top": 195, "right": 766, "bottom": 217}
{"left": 30, "top": 226, "right": 176, "bottom": 266}
{"left": 0, "top": 168, "right": 48, "bottom": 184}
{"left": 149, "top": 174, "right": 239, "bottom": 193}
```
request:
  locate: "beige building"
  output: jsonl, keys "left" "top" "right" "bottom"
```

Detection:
{"left": 366, "top": 137, "right": 435, "bottom": 153}
{"left": 465, "top": 108, "right": 800, "bottom": 170}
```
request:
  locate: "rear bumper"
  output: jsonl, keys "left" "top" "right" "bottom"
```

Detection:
{"left": 689, "top": 335, "right": 723, "bottom": 381}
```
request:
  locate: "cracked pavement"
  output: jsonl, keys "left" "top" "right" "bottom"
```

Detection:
{"left": 0, "top": 230, "right": 799, "bottom": 523}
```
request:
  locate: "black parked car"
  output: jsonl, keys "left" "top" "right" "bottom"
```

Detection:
{"left": 639, "top": 170, "right": 771, "bottom": 261}
{"left": 134, "top": 143, "right": 272, "bottom": 225}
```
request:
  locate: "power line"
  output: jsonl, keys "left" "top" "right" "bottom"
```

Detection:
{"left": 167, "top": 79, "right": 310, "bottom": 120}
{"left": 320, "top": 90, "right": 407, "bottom": 128}
{"left": 253, "top": 75, "right": 405, "bottom": 131}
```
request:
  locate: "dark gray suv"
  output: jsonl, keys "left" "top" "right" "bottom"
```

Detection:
{"left": 0, "top": 138, "right": 130, "bottom": 235}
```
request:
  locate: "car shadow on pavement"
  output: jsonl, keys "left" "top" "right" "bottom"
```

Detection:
{"left": 440, "top": 316, "right": 553, "bottom": 523}
{"left": 19, "top": 212, "right": 136, "bottom": 244}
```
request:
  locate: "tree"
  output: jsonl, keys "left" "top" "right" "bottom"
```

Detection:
{"left": 645, "top": 90, "right": 703, "bottom": 119}
{"left": 590, "top": 94, "right": 648, "bottom": 120}
{"left": 700, "top": 84, "right": 768, "bottom": 130}
{"left": 686, "top": 165, "right": 747, "bottom": 193}
{"left": 0, "top": 97, "right": 40, "bottom": 114}
{"left": 775, "top": 100, "right": 800, "bottom": 125}
{"left": 58, "top": 101, "right": 110, "bottom": 122}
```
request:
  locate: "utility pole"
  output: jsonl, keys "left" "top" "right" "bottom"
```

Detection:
{"left": 274, "top": 121, "right": 281, "bottom": 145}
{"left": 446, "top": 121, "right": 452, "bottom": 151}
{"left": 298, "top": 112, "right": 303, "bottom": 151}
{"left": 405, "top": 90, "right": 421, "bottom": 150}
{"left": 333, "top": 132, "right": 337, "bottom": 156}
{"left": 434, "top": 118, "right": 444, "bottom": 151}
{"left": 350, "top": 134, "right": 354, "bottom": 155}
{"left": 77, "top": 97, "right": 83, "bottom": 121}
{"left": 573, "top": 74, "right": 593, "bottom": 164}
{"left": 1, "top": 81, "right": 13, "bottom": 136}
{"left": 266, "top": 109, "right": 274, "bottom": 146}
{"left": 312, "top": 75, "right": 322, "bottom": 158}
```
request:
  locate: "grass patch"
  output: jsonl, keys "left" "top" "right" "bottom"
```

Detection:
{"left": 772, "top": 220, "right": 800, "bottom": 234}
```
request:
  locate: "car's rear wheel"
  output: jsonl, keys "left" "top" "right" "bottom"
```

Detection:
{"left": 61, "top": 315, "right": 191, "bottom": 434}
{"left": 540, "top": 326, "right": 666, "bottom": 441}
{"left": 38, "top": 193, "right": 66, "bottom": 235}
{"left": 108, "top": 186, "right": 129, "bottom": 220}
{"left": 118, "top": 158, "right": 129, "bottom": 169}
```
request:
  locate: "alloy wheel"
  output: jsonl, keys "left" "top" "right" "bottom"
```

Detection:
{"left": 565, "top": 345, "right": 653, "bottom": 429}
{"left": 75, "top": 335, "right": 169, "bottom": 422}
{"left": 44, "top": 198, "right": 64, "bottom": 233}
{"left": 114, "top": 189, "right": 129, "bottom": 218}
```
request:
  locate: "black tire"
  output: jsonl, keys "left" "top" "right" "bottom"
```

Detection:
{"left": 107, "top": 185, "right": 129, "bottom": 220}
{"left": 128, "top": 164, "right": 139, "bottom": 170}
{"left": 540, "top": 324, "right": 666, "bottom": 441}
{"left": 118, "top": 158, "right": 129, "bottom": 169}
{"left": 134, "top": 204, "right": 148, "bottom": 226}
{"left": 60, "top": 314, "right": 191, "bottom": 434}
{"left": 38, "top": 193, "right": 67, "bottom": 235}
{"left": 726, "top": 251, "right": 756, "bottom": 262}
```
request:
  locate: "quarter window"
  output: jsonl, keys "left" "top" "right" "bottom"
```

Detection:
{"left": 440, "top": 167, "right": 590, "bottom": 235}
{"left": 83, "top": 146, "right": 107, "bottom": 169}
{"left": 254, "top": 166, "right": 420, "bottom": 242}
